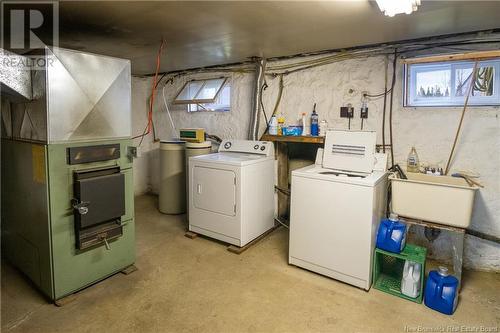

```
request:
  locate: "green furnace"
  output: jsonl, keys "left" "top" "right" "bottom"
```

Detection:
{"left": 1, "top": 47, "right": 136, "bottom": 301}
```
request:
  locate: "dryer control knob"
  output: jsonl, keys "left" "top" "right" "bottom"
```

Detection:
{"left": 254, "top": 144, "right": 259, "bottom": 150}
{"left": 224, "top": 142, "right": 232, "bottom": 149}
{"left": 260, "top": 146, "right": 266, "bottom": 151}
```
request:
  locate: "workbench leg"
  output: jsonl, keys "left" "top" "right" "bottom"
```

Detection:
{"left": 451, "top": 230, "right": 465, "bottom": 290}
{"left": 276, "top": 142, "right": 289, "bottom": 220}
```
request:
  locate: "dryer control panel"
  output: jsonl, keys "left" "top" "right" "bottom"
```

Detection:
{"left": 219, "top": 140, "right": 274, "bottom": 157}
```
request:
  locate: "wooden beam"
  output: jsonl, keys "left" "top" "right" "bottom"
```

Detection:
{"left": 261, "top": 134, "right": 324, "bottom": 144}
{"left": 403, "top": 50, "right": 500, "bottom": 64}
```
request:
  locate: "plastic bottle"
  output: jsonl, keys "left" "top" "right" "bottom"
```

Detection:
{"left": 401, "top": 260, "right": 422, "bottom": 298}
{"left": 268, "top": 115, "right": 278, "bottom": 135}
{"left": 301, "top": 113, "right": 309, "bottom": 136}
{"left": 311, "top": 104, "right": 319, "bottom": 136}
{"left": 319, "top": 120, "right": 328, "bottom": 137}
{"left": 375, "top": 213, "right": 407, "bottom": 253}
{"left": 424, "top": 266, "right": 459, "bottom": 315}
{"left": 277, "top": 113, "right": 285, "bottom": 136}
{"left": 407, "top": 146, "right": 420, "bottom": 173}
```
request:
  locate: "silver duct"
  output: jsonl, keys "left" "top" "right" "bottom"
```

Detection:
{"left": 248, "top": 57, "right": 266, "bottom": 140}
{"left": 1, "top": 46, "right": 131, "bottom": 143}
{"left": 0, "top": 49, "right": 32, "bottom": 102}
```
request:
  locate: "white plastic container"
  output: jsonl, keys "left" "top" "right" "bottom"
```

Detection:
{"left": 389, "top": 173, "right": 479, "bottom": 228}
{"left": 268, "top": 115, "right": 278, "bottom": 135}
{"left": 401, "top": 260, "right": 421, "bottom": 298}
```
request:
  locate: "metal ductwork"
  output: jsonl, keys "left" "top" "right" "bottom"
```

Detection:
{"left": 1, "top": 46, "right": 131, "bottom": 143}
{"left": 0, "top": 49, "right": 32, "bottom": 102}
{"left": 248, "top": 57, "right": 266, "bottom": 140}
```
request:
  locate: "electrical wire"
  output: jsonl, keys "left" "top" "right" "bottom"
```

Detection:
{"left": 132, "top": 39, "right": 166, "bottom": 143}
{"left": 388, "top": 49, "right": 397, "bottom": 168}
{"left": 260, "top": 75, "right": 284, "bottom": 138}
{"left": 381, "top": 55, "right": 389, "bottom": 153}
{"left": 364, "top": 86, "right": 394, "bottom": 98}
{"left": 259, "top": 81, "right": 269, "bottom": 127}
{"left": 162, "top": 85, "right": 178, "bottom": 139}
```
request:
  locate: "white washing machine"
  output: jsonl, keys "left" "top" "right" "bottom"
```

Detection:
{"left": 289, "top": 130, "right": 388, "bottom": 290}
{"left": 188, "top": 139, "right": 275, "bottom": 247}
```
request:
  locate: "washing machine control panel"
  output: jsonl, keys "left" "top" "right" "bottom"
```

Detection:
{"left": 219, "top": 140, "right": 274, "bottom": 156}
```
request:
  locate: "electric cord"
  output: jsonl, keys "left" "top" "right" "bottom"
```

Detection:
{"left": 162, "top": 85, "right": 178, "bottom": 139}
{"left": 382, "top": 55, "right": 389, "bottom": 153}
{"left": 260, "top": 81, "right": 269, "bottom": 127}
{"left": 363, "top": 86, "right": 394, "bottom": 98}
{"left": 133, "top": 39, "right": 166, "bottom": 144}
{"left": 388, "top": 50, "right": 397, "bottom": 168}
{"left": 260, "top": 75, "right": 284, "bottom": 138}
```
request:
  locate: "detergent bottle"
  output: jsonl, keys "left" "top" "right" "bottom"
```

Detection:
{"left": 375, "top": 213, "right": 407, "bottom": 253}
{"left": 424, "top": 266, "right": 459, "bottom": 315}
{"left": 277, "top": 113, "right": 285, "bottom": 135}
{"left": 311, "top": 104, "right": 319, "bottom": 136}
{"left": 268, "top": 115, "right": 278, "bottom": 135}
{"left": 401, "top": 260, "right": 422, "bottom": 298}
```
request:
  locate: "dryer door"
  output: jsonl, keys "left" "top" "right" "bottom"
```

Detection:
{"left": 193, "top": 166, "right": 236, "bottom": 216}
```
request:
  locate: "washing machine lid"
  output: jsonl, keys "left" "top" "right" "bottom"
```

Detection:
{"left": 292, "top": 164, "right": 386, "bottom": 187}
{"left": 322, "top": 130, "right": 376, "bottom": 174}
{"left": 191, "top": 152, "right": 271, "bottom": 166}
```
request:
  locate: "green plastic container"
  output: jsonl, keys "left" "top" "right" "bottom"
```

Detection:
{"left": 372, "top": 244, "right": 427, "bottom": 303}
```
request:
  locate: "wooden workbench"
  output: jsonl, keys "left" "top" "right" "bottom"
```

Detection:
{"left": 261, "top": 134, "right": 324, "bottom": 220}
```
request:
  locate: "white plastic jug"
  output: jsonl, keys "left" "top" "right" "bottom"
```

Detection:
{"left": 401, "top": 260, "right": 421, "bottom": 298}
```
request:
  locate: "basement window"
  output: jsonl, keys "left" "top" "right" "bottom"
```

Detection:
{"left": 173, "top": 77, "right": 230, "bottom": 112}
{"left": 404, "top": 59, "right": 500, "bottom": 107}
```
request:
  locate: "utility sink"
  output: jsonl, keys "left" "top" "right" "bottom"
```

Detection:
{"left": 389, "top": 173, "right": 479, "bottom": 228}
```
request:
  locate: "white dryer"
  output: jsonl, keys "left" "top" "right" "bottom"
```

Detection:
{"left": 188, "top": 140, "right": 275, "bottom": 247}
{"left": 289, "top": 130, "right": 388, "bottom": 290}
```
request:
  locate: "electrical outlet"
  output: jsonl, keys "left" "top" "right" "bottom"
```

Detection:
{"left": 340, "top": 106, "right": 354, "bottom": 118}
{"left": 360, "top": 107, "right": 368, "bottom": 119}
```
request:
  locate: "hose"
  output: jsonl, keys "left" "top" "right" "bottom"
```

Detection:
{"left": 444, "top": 61, "right": 479, "bottom": 175}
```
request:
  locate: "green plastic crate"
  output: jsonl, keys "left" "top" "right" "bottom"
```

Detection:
{"left": 372, "top": 244, "right": 427, "bottom": 303}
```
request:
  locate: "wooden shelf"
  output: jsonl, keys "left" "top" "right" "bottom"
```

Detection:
{"left": 261, "top": 134, "right": 324, "bottom": 144}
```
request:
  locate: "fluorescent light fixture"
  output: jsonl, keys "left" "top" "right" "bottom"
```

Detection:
{"left": 376, "top": 0, "right": 421, "bottom": 17}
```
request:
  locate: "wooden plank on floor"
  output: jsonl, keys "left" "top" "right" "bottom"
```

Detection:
{"left": 184, "top": 231, "right": 198, "bottom": 239}
{"left": 227, "top": 225, "right": 279, "bottom": 255}
{"left": 121, "top": 264, "right": 138, "bottom": 275}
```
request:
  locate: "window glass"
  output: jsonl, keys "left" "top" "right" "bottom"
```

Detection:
{"left": 415, "top": 69, "right": 451, "bottom": 99}
{"left": 405, "top": 59, "right": 500, "bottom": 106}
{"left": 188, "top": 83, "right": 230, "bottom": 112}
{"left": 176, "top": 81, "right": 204, "bottom": 101}
{"left": 196, "top": 78, "right": 225, "bottom": 100}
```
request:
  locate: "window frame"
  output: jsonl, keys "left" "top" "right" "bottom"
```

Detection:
{"left": 173, "top": 77, "right": 228, "bottom": 105}
{"left": 404, "top": 59, "right": 500, "bottom": 107}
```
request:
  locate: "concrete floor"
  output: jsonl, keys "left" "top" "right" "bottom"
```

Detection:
{"left": 2, "top": 194, "right": 499, "bottom": 333}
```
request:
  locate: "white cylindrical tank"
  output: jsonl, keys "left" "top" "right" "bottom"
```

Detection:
{"left": 159, "top": 141, "right": 186, "bottom": 214}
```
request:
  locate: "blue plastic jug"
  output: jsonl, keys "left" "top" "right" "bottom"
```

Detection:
{"left": 424, "top": 266, "right": 459, "bottom": 315}
{"left": 376, "top": 213, "right": 407, "bottom": 253}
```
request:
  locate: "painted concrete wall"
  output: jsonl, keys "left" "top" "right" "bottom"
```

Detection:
{"left": 131, "top": 55, "right": 499, "bottom": 271}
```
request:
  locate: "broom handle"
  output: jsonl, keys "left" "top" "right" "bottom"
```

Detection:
{"left": 445, "top": 62, "right": 479, "bottom": 175}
